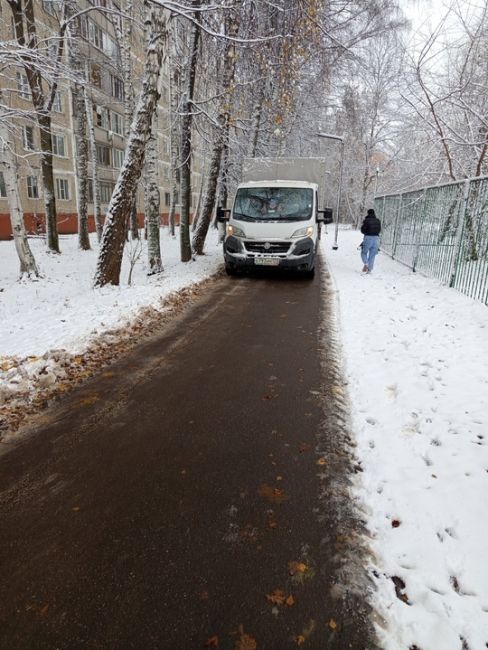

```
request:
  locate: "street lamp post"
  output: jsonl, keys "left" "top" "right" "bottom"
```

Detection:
{"left": 317, "top": 132, "right": 344, "bottom": 250}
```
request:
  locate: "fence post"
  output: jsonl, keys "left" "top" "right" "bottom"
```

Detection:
{"left": 392, "top": 195, "right": 402, "bottom": 259}
{"left": 412, "top": 189, "right": 427, "bottom": 272}
{"left": 449, "top": 179, "right": 470, "bottom": 288}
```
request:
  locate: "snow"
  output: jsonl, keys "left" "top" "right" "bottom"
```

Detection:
{"left": 2, "top": 226, "right": 488, "bottom": 648}
{"left": 0, "top": 230, "right": 222, "bottom": 406}
{"left": 323, "top": 229, "right": 488, "bottom": 650}
{"left": 1, "top": 230, "right": 222, "bottom": 358}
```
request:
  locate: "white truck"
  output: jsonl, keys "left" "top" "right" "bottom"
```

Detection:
{"left": 217, "top": 157, "right": 333, "bottom": 278}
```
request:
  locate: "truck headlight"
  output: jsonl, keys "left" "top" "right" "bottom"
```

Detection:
{"left": 227, "top": 224, "right": 245, "bottom": 238}
{"left": 291, "top": 226, "right": 314, "bottom": 238}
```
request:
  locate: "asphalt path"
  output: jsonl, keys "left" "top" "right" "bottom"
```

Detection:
{"left": 0, "top": 261, "right": 376, "bottom": 649}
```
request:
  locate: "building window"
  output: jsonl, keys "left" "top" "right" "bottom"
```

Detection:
{"left": 110, "top": 1, "right": 122, "bottom": 30}
{"left": 27, "top": 175, "right": 39, "bottom": 199}
{"left": 16, "top": 72, "right": 30, "bottom": 99}
{"left": 55, "top": 178, "right": 69, "bottom": 200}
{"left": 91, "top": 64, "right": 102, "bottom": 87}
{"left": 23, "top": 125, "right": 35, "bottom": 150}
{"left": 103, "top": 33, "right": 117, "bottom": 57}
{"left": 100, "top": 181, "right": 115, "bottom": 203}
{"left": 88, "top": 21, "right": 103, "bottom": 49}
{"left": 0, "top": 171, "right": 6, "bottom": 198}
{"left": 164, "top": 192, "right": 170, "bottom": 207}
{"left": 111, "top": 74, "right": 124, "bottom": 100}
{"left": 96, "top": 144, "right": 111, "bottom": 166}
{"left": 52, "top": 92, "right": 62, "bottom": 112}
{"left": 113, "top": 148, "right": 124, "bottom": 168}
{"left": 111, "top": 111, "right": 123, "bottom": 135}
{"left": 52, "top": 133, "right": 66, "bottom": 157}
{"left": 95, "top": 105, "right": 110, "bottom": 130}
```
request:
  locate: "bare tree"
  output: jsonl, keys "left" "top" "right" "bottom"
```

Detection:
{"left": 5, "top": 0, "right": 67, "bottom": 253}
{"left": 94, "top": 0, "right": 167, "bottom": 287}
{"left": 0, "top": 107, "right": 38, "bottom": 277}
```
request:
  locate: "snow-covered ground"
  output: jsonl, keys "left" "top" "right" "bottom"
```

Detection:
{"left": 1, "top": 227, "right": 487, "bottom": 648}
{"left": 1, "top": 230, "right": 222, "bottom": 357}
{"left": 0, "top": 229, "right": 222, "bottom": 411}
{"left": 323, "top": 230, "right": 488, "bottom": 650}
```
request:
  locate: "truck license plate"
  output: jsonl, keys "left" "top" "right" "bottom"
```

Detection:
{"left": 255, "top": 257, "right": 279, "bottom": 266}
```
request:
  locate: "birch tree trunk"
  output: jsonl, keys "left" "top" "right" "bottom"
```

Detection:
{"left": 168, "top": 27, "right": 181, "bottom": 238}
{"left": 179, "top": 3, "right": 201, "bottom": 262}
{"left": 145, "top": 122, "right": 163, "bottom": 274}
{"left": 0, "top": 116, "right": 38, "bottom": 277}
{"left": 7, "top": 0, "right": 62, "bottom": 253}
{"left": 191, "top": 161, "right": 206, "bottom": 232}
{"left": 84, "top": 84, "right": 103, "bottom": 241}
{"left": 67, "top": 1, "right": 90, "bottom": 250}
{"left": 94, "top": 2, "right": 166, "bottom": 287}
{"left": 119, "top": 0, "right": 139, "bottom": 241}
{"left": 192, "top": 15, "right": 238, "bottom": 255}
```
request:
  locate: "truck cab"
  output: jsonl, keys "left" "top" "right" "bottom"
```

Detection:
{"left": 219, "top": 181, "right": 332, "bottom": 277}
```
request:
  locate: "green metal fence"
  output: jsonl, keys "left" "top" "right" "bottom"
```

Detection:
{"left": 375, "top": 176, "right": 488, "bottom": 305}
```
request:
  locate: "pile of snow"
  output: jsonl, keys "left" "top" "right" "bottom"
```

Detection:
{"left": 0, "top": 229, "right": 223, "bottom": 411}
{"left": 323, "top": 230, "right": 488, "bottom": 649}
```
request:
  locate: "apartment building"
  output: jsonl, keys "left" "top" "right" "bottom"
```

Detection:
{"left": 0, "top": 0, "right": 204, "bottom": 240}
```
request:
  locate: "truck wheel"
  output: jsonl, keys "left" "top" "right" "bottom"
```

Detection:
{"left": 303, "top": 267, "right": 315, "bottom": 279}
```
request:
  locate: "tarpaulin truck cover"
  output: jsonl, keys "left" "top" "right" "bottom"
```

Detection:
{"left": 241, "top": 157, "right": 328, "bottom": 205}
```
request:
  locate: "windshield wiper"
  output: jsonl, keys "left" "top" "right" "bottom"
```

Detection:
{"left": 233, "top": 212, "right": 258, "bottom": 221}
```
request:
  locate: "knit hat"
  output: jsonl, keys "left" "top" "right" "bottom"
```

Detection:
{"left": 367, "top": 208, "right": 375, "bottom": 216}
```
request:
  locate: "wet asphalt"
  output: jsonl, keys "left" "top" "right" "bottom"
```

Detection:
{"left": 0, "top": 260, "right": 376, "bottom": 649}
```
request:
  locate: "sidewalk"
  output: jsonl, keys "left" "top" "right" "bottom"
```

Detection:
{"left": 323, "top": 229, "right": 488, "bottom": 649}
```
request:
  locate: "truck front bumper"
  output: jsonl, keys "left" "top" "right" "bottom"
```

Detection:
{"left": 223, "top": 236, "right": 316, "bottom": 272}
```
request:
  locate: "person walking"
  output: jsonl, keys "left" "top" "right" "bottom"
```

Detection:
{"left": 360, "top": 208, "right": 381, "bottom": 273}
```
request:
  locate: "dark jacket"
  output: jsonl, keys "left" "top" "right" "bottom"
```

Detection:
{"left": 361, "top": 215, "right": 381, "bottom": 236}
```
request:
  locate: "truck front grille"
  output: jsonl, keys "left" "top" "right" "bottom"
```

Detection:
{"left": 244, "top": 241, "right": 291, "bottom": 255}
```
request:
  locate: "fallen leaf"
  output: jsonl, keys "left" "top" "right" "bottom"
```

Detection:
{"left": 72, "top": 506, "right": 80, "bottom": 512}
{"left": 316, "top": 458, "right": 327, "bottom": 466}
{"left": 331, "top": 385, "right": 344, "bottom": 396}
{"left": 288, "top": 561, "right": 308, "bottom": 575}
{"left": 296, "top": 635, "right": 305, "bottom": 646}
{"left": 204, "top": 636, "right": 219, "bottom": 647}
{"left": 267, "top": 519, "right": 278, "bottom": 529}
{"left": 258, "top": 484, "right": 288, "bottom": 503}
{"left": 328, "top": 619, "right": 337, "bottom": 630}
{"left": 235, "top": 626, "right": 257, "bottom": 650}
{"left": 199, "top": 591, "right": 209, "bottom": 601}
{"left": 39, "top": 604, "right": 49, "bottom": 616}
{"left": 276, "top": 476, "right": 283, "bottom": 481}
{"left": 78, "top": 395, "right": 99, "bottom": 407}
{"left": 286, "top": 595, "right": 295, "bottom": 607}
{"left": 266, "top": 589, "right": 287, "bottom": 605}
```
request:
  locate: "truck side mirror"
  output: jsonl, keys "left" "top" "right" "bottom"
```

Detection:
{"left": 317, "top": 208, "right": 333, "bottom": 224}
{"left": 216, "top": 206, "right": 231, "bottom": 223}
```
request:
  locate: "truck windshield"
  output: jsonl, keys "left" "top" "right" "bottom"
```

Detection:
{"left": 233, "top": 187, "right": 313, "bottom": 222}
